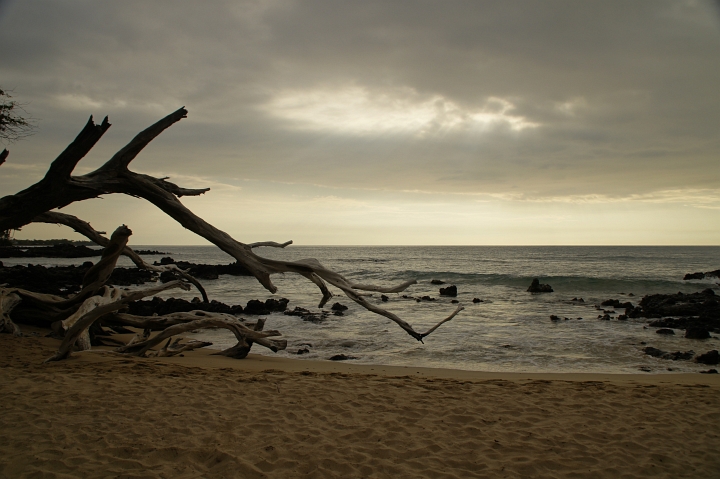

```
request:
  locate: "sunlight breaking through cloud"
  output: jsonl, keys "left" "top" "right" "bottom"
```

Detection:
{"left": 262, "top": 87, "right": 538, "bottom": 136}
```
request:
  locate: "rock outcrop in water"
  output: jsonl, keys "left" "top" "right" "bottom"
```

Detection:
{"left": 439, "top": 285, "right": 457, "bottom": 297}
{"left": 126, "top": 296, "right": 245, "bottom": 316}
{"left": 155, "top": 257, "right": 251, "bottom": 279}
{"left": 696, "top": 350, "right": 719, "bottom": 365}
{"left": 643, "top": 347, "right": 695, "bottom": 361}
{"left": 602, "top": 288, "right": 720, "bottom": 334}
{"left": 683, "top": 269, "right": 720, "bottom": 280}
{"left": 527, "top": 278, "right": 553, "bottom": 293}
{"left": 243, "top": 298, "right": 289, "bottom": 315}
{"left": 284, "top": 307, "right": 329, "bottom": 323}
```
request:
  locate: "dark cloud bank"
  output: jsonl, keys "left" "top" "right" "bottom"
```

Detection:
{"left": 1, "top": 0, "right": 719, "bottom": 243}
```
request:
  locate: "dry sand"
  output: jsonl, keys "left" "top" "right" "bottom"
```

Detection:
{"left": 1, "top": 331, "right": 719, "bottom": 479}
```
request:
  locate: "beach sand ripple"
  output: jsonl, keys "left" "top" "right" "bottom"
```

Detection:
{"left": 1, "top": 334, "right": 719, "bottom": 478}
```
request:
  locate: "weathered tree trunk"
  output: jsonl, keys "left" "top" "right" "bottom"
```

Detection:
{"left": 0, "top": 290, "right": 22, "bottom": 336}
{"left": 0, "top": 109, "right": 462, "bottom": 342}
{"left": 114, "top": 313, "right": 284, "bottom": 359}
{"left": 33, "top": 211, "right": 210, "bottom": 302}
{"left": 45, "top": 280, "right": 193, "bottom": 362}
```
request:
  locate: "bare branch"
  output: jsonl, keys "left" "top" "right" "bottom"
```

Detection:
{"left": 98, "top": 107, "right": 186, "bottom": 172}
{"left": 148, "top": 338, "right": 213, "bottom": 357}
{"left": 45, "top": 116, "right": 111, "bottom": 179}
{"left": 0, "top": 108, "right": 462, "bottom": 342}
{"left": 114, "top": 313, "right": 285, "bottom": 358}
{"left": 32, "top": 212, "right": 209, "bottom": 302}
{"left": 45, "top": 280, "right": 191, "bottom": 362}
{"left": 248, "top": 240, "right": 293, "bottom": 249}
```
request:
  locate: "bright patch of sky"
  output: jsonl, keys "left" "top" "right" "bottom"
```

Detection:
{"left": 263, "top": 87, "right": 538, "bottom": 136}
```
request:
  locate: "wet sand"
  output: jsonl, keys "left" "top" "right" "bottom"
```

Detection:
{"left": 1, "top": 330, "right": 719, "bottom": 478}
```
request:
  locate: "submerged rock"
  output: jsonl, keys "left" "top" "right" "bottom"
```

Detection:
{"left": 284, "top": 307, "right": 328, "bottom": 323}
{"left": 656, "top": 328, "right": 675, "bottom": 335}
{"left": 430, "top": 279, "right": 445, "bottom": 285}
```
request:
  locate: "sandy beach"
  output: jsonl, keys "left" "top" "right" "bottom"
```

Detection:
{"left": 1, "top": 330, "right": 719, "bottom": 479}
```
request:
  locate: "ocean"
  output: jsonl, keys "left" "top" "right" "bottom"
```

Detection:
{"left": 5, "top": 245, "right": 720, "bottom": 373}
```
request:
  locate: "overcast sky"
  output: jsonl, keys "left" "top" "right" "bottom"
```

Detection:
{"left": 1, "top": 0, "right": 719, "bottom": 245}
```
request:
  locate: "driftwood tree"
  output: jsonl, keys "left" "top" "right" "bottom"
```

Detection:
{"left": 0, "top": 108, "right": 462, "bottom": 359}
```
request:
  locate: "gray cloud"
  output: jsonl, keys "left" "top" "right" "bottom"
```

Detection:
{"left": 1, "top": 0, "right": 719, "bottom": 200}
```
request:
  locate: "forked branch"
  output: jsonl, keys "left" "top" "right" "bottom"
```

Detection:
{"left": 0, "top": 108, "right": 461, "bottom": 342}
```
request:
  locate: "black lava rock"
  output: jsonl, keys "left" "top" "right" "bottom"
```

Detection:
{"left": 265, "top": 298, "right": 289, "bottom": 312}
{"left": 685, "top": 327, "right": 711, "bottom": 339}
{"left": 284, "top": 307, "right": 328, "bottom": 323}
{"left": 430, "top": 279, "right": 445, "bottom": 285}
{"left": 126, "top": 296, "right": 243, "bottom": 316}
{"left": 527, "top": 278, "right": 553, "bottom": 293}
{"left": 331, "top": 302, "right": 348, "bottom": 312}
{"left": 695, "top": 350, "right": 719, "bottom": 365}
{"left": 244, "top": 299, "right": 270, "bottom": 315}
{"left": 656, "top": 328, "right": 675, "bottom": 335}
{"left": 643, "top": 347, "right": 695, "bottom": 361}
{"left": 601, "top": 299, "right": 634, "bottom": 309}
{"left": 639, "top": 289, "right": 718, "bottom": 320}
{"left": 439, "top": 285, "right": 457, "bottom": 297}
{"left": 328, "top": 354, "right": 358, "bottom": 361}
{"left": 683, "top": 269, "right": 720, "bottom": 280}
{"left": 0, "top": 263, "right": 157, "bottom": 296}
